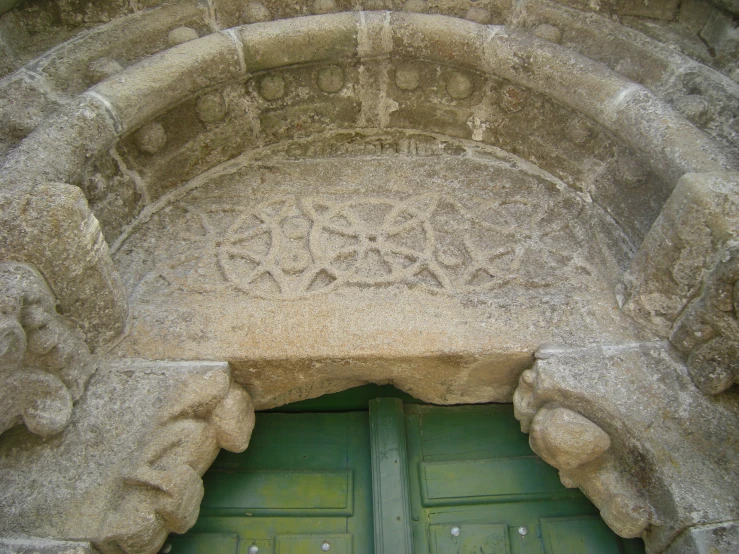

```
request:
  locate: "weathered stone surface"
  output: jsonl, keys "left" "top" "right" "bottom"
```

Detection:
{"left": 0, "top": 359, "right": 255, "bottom": 554}
{"left": 109, "top": 134, "right": 647, "bottom": 407}
{"left": 514, "top": 343, "right": 739, "bottom": 551}
{"left": 0, "top": 262, "right": 94, "bottom": 438}
{"left": 521, "top": 400, "right": 650, "bottom": 539}
{"left": 0, "top": 538, "right": 96, "bottom": 554}
{"left": 529, "top": 405, "right": 611, "bottom": 470}
{"left": 0, "top": 4, "right": 738, "bottom": 554}
{"left": 622, "top": 172, "right": 739, "bottom": 397}
{"left": 0, "top": 180, "right": 129, "bottom": 349}
{"left": 622, "top": 172, "right": 739, "bottom": 335}
{"left": 662, "top": 521, "right": 739, "bottom": 554}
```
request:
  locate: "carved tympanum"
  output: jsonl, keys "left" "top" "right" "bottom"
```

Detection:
{"left": 670, "top": 242, "right": 739, "bottom": 395}
{"left": 514, "top": 368, "right": 651, "bottom": 539}
{"left": 151, "top": 191, "right": 592, "bottom": 299}
{"left": 0, "top": 262, "right": 94, "bottom": 438}
{"left": 97, "top": 368, "right": 255, "bottom": 554}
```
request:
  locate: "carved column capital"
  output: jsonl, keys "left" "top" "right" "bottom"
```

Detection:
{"left": 0, "top": 262, "right": 94, "bottom": 438}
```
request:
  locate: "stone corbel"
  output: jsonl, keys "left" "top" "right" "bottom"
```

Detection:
{"left": 513, "top": 368, "right": 652, "bottom": 539}
{"left": 0, "top": 262, "right": 94, "bottom": 438}
{"left": 97, "top": 367, "right": 255, "bottom": 554}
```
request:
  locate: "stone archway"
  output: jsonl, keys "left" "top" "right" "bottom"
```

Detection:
{"left": 1, "top": 5, "right": 738, "bottom": 554}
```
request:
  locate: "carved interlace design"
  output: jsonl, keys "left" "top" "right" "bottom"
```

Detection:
{"left": 0, "top": 262, "right": 94, "bottom": 438}
{"left": 154, "top": 193, "right": 592, "bottom": 298}
{"left": 670, "top": 242, "right": 739, "bottom": 395}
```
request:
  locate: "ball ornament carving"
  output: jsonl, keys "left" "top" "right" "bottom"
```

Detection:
{"left": 446, "top": 72, "right": 473, "bottom": 99}
{"left": 244, "top": 2, "right": 270, "bottom": 23}
{"left": 87, "top": 58, "right": 123, "bottom": 84}
{"left": 395, "top": 64, "right": 421, "bottom": 91}
{"left": 196, "top": 92, "right": 227, "bottom": 124}
{"left": 260, "top": 75, "right": 286, "bottom": 100}
{"left": 534, "top": 24, "right": 562, "bottom": 44}
{"left": 167, "top": 27, "right": 199, "bottom": 47}
{"left": 317, "top": 66, "right": 345, "bottom": 93}
{"left": 135, "top": 122, "right": 167, "bottom": 155}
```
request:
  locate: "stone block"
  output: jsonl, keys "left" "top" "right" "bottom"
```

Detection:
{"left": 514, "top": 343, "right": 739, "bottom": 552}
{"left": 91, "top": 32, "right": 244, "bottom": 133}
{"left": 622, "top": 172, "right": 739, "bottom": 337}
{"left": 237, "top": 12, "right": 359, "bottom": 72}
{"left": 663, "top": 522, "right": 739, "bottom": 554}
{"left": 0, "top": 539, "right": 95, "bottom": 554}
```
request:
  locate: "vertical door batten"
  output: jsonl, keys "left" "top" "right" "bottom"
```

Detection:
{"left": 369, "top": 398, "right": 414, "bottom": 554}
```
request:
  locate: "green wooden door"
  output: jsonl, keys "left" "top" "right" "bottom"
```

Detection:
{"left": 168, "top": 412, "right": 373, "bottom": 554}
{"left": 165, "top": 388, "right": 644, "bottom": 554}
{"left": 402, "top": 402, "right": 643, "bottom": 554}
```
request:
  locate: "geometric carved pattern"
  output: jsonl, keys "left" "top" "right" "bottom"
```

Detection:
{"left": 155, "top": 192, "right": 593, "bottom": 299}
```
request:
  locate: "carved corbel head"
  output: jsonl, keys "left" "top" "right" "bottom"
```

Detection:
{"left": 512, "top": 362, "right": 652, "bottom": 539}
{"left": 99, "top": 369, "right": 256, "bottom": 554}
{"left": 529, "top": 404, "right": 611, "bottom": 470}
{"left": 528, "top": 403, "right": 650, "bottom": 538}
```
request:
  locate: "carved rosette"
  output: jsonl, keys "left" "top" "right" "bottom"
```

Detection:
{"left": 0, "top": 262, "right": 94, "bottom": 438}
{"left": 670, "top": 242, "right": 739, "bottom": 395}
{"left": 97, "top": 368, "right": 255, "bottom": 554}
{"left": 513, "top": 367, "right": 652, "bottom": 539}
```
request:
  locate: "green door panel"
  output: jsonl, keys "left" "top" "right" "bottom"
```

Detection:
{"left": 201, "top": 470, "right": 353, "bottom": 516}
{"left": 408, "top": 405, "right": 534, "bottom": 461}
{"left": 275, "top": 534, "right": 352, "bottom": 554}
{"left": 166, "top": 532, "right": 239, "bottom": 554}
{"left": 540, "top": 516, "right": 623, "bottom": 554}
{"left": 405, "top": 404, "right": 645, "bottom": 554}
{"left": 420, "top": 458, "right": 576, "bottom": 506}
{"left": 214, "top": 413, "right": 353, "bottom": 470}
{"left": 190, "top": 516, "right": 347, "bottom": 541}
{"left": 185, "top": 412, "right": 373, "bottom": 554}
{"left": 430, "top": 523, "right": 511, "bottom": 554}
